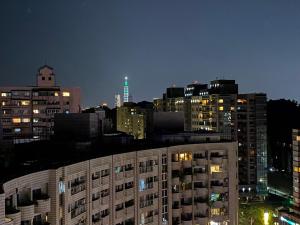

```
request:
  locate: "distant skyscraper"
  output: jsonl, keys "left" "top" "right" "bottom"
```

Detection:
{"left": 115, "top": 94, "right": 121, "bottom": 107}
{"left": 123, "top": 76, "right": 129, "bottom": 103}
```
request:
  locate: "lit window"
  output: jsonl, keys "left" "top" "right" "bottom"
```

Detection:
{"left": 178, "top": 152, "right": 192, "bottom": 161}
{"left": 211, "top": 208, "right": 220, "bottom": 215}
{"left": 21, "top": 100, "right": 30, "bottom": 106}
{"left": 230, "top": 106, "right": 235, "bottom": 111}
{"left": 294, "top": 167, "right": 300, "bottom": 173}
{"left": 62, "top": 92, "right": 70, "bottom": 97}
{"left": 211, "top": 165, "right": 222, "bottom": 173}
{"left": 54, "top": 92, "right": 59, "bottom": 97}
{"left": 22, "top": 118, "right": 30, "bottom": 123}
{"left": 2, "top": 101, "right": 6, "bottom": 106}
{"left": 33, "top": 118, "right": 39, "bottom": 123}
{"left": 14, "top": 128, "right": 21, "bottom": 133}
{"left": 218, "top": 99, "right": 223, "bottom": 103}
{"left": 33, "top": 109, "right": 39, "bottom": 114}
{"left": 12, "top": 118, "right": 21, "bottom": 123}
{"left": 219, "top": 106, "right": 224, "bottom": 111}
{"left": 1, "top": 92, "right": 8, "bottom": 97}
{"left": 297, "top": 136, "right": 300, "bottom": 141}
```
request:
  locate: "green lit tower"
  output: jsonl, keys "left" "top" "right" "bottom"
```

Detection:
{"left": 123, "top": 76, "right": 129, "bottom": 103}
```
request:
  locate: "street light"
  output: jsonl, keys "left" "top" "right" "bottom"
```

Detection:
{"left": 264, "top": 211, "right": 269, "bottom": 225}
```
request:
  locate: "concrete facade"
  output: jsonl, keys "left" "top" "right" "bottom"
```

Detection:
{"left": 0, "top": 142, "right": 238, "bottom": 225}
{"left": 0, "top": 65, "right": 81, "bottom": 143}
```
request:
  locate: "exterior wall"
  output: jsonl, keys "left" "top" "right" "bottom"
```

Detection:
{"left": 1, "top": 142, "right": 238, "bottom": 225}
{"left": 0, "top": 66, "right": 81, "bottom": 142}
{"left": 237, "top": 94, "right": 267, "bottom": 196}
{"left": 117, "top": 106, "right": 146, "bottom": 139}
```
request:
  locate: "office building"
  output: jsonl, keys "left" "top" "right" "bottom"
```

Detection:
{"left": 279, "top": 129, "right": 300, "bottom": 224}
{"left": 0, "top": 65, "right": 81, "bottom": 142}
{"left": 0, "top": 141, "right": 238, "bottom": 225}
{"left": 237, "top": 94, "right": 268, "bottom": 196}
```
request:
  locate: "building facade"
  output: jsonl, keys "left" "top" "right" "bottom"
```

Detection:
{"left": 184, "top": 80, "right": 238, "bottom": 141}
{"left": 0, "top": 142, "right": 238, "bottom": 225}
{"left": 0, "top": 65, "right": 81, "bottom": 143}
{"left": 279, "top": 129, "right": 300, "bottom": 224}
{"left": 237, "top": 94, "right": 268, "bottom": 197}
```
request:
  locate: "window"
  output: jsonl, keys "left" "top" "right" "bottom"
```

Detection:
{"left": 219, "top": 106, "right": 224, "bottom": 111}
{"left": 1, "top": 92, "right": 9, "bottom": 97}
{"left": 211, "top": 165, "right": 222, "bottom": 173}
{"left": 21, "top": 100, "right": 30, "bottom": 106}
{"left": 62, "top": 92, "right": 70, "bottom": 97}
{"left": 22, "top": 118, "right": 30, "bottom": 123}
{"left": 42, "top": 76, "right": 45, "bottom": 80}
{"left": 54, "top": 92, "right": 59, "bottom": 97}
{"left": 297, "top": 136, "right": 300, "bottom": 142}
{"left": 12, "top": 118, "right": 21, "bottom": 123}
{"left": 211, "top": 208, "right": 220, "bottom": 215}
{"left": 33, "top": 109, "right": 39, "bottom": 114}
{"left": 14, "top": 128, "right": 21, "bottom": 133}
{"left": 33, "top": 118, "right": 39, "bottom": 123}
{"left": 218, "top": 99, "right": 224, "bottom": 103}
{"left": 48, "top": 77, "right": 51, "bottom": 81}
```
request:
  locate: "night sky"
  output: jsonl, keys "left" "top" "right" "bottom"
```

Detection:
{"left": 1, "top": 0, "right": 300, "bottom": 107}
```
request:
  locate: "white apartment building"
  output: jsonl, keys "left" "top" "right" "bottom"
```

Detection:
{"left": 0, "top": 142, "right": 238, "bottom": 225}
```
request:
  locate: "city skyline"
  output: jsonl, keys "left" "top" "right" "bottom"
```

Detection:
{"left": 1, "top": 1, "right": 300, "bottom": 107}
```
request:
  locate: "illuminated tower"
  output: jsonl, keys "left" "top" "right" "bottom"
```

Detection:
{"left": 123, "top": 76, "right": 129, "bottom": 103}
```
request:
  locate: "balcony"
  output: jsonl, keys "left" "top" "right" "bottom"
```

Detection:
{"left": 195, "top": 188, "right": 208, "bottom": 198}
{"left": 18, "top": 201, "right": 35, "bottom": 221}
{"left": 211, "top": 172, "right": 224, "bottom": 180}
{"left": 124, "top": 188, "right": 134, "bottom": 197}
{"left": 71, "top": 182, "right": 86, "bottom": 195}
{"left": 125, "top": 206, "right": 134, "bottom": 215}
{"left": 172, "top": 177, "right": 180, "bottom": 186}
{"left": 194, "top": 216, "right": 208, "bottom": 225}
{"left": 71, "top": 205, "right": 86, "bottom": 219}
{"left": 183, "top": 160, "right": 192, "bottom": 168}
{"left": 211, "top": 186, "right": 225, "bottom": 193}
{"left": 196, "top": 158, "right": 207, "bottom": 166}
{"left": 172, "top": 161, "right": 181, "bottom": 170}
{"left": 184, "top": 175, "right": 192, "bottom": 183}
{"left": 172, "top": 208, "right": 181, "bottom": 217}
{"left": 193, "top": 173, "right": 208, "bottom": 181}
{"left": 115, "top": 191, "right": 124, "bottom": 200}
{"left": 183, "top": 190, "right": 192, "bottom": 199}
{"left": 211, "top": 201, "right": 224, "bottom": 208}
{"left": 101, "top": 176, "right": 110, "bottom": 185}
{"left": 4, "top": 218, "right": 14, "bottom": 225}
{"left": 92, "top": 179, "right": 100, "bottom": 189}
{"left": 172, "top": 192, "right": 182, "bottom": 201}
{"left": 115, "top": 209, "right": 125, "bottom": 219}
{"left": 34, "top": 195, "right": 51, "bottom": 214}
{"left": 5, "top": 206, "right": 21, "bottom": 225}
{"left": 101, "top": 195, "right": 109, "bottom": 205}
{"left": 125, "top": 170, "right": 134, "bottom": 178}
{"left": 182, "top": 204, "right": 192, "bottom": 213}
{"left": 92, "top": 199, "right": 100, "bottom": 210}
{"left": 210, "top": 154, "right": 223, "bottom": 164}
{"left": 115, "top": 172, "right": 124, "bottom": 181}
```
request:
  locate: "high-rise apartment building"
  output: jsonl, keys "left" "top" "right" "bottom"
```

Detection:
{"left": 156, "top": 80, "right": 267, "bottom": 196}
{"left": 153, "top": 87, "right": 185, "bottom": 112}
{"left": 237, "top": 94, "right": 268, "bottom": 196}
{"left": 0, "top": 65, "right": 81, "bottom": 142}
{"left": 279, "top": 129, "right": 300, "bottom": 224}
{"left": 184, "top": 80, "right": 238, "bottom": 141}
{"left": 0, "top": 141, "right": 238, "bottom": 225}
{"left": 115, "top": 94, "right": 122, "bottom": 108}
{"left": 117, "top": 102, "right": 154, "bottom": 139}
